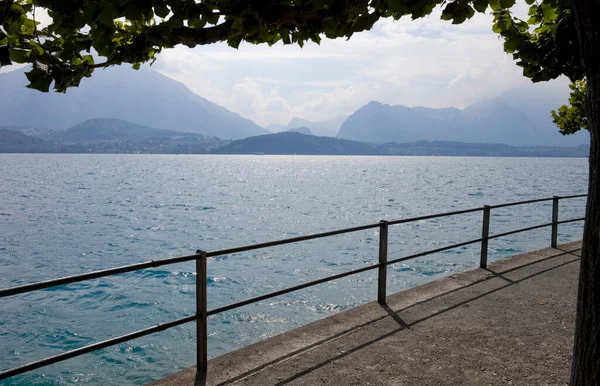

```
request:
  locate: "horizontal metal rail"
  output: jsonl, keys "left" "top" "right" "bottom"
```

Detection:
{"left": 557, "top": 217, "right": 585, "bottom": 225}
{"left": 489, "top": 197, "right": 553, "bottom": 209}
{"left": 489, "top": 222, "right": 554, "bottom": 240}
{"left": 0, "top": 223, "right": 380, "bottom": 299}
{"left": 558, "top": 194, "right": 587, "bottom": 199}
{"left": 387, "top": 238, "right": 484, "bottom": 266}
{"left": 0, "top": 194, "right": 587, "bottom": 381}
{"left": 1, "top": 195, "right": 586, "bottom": 299}
{"left": 0, "top": 314, "right": 197, "bottom": 379}
{"left": 0, "top": 253, "right": 201, "bottom": 298}
{"left": 205, "top": 222, "right": 381, "bottom": 258}
{"left": 208, "top": 263, "right": 379, "bottom": 316}
{"left": 387, "top": 207, "right": 484, "bottom": 226}
{"left": 488, "top": 193, "right": 586, "bottom": 209}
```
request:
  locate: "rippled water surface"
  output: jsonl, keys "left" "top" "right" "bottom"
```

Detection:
{"left": 0, "top": 155, "right": 588, "bottom": 385}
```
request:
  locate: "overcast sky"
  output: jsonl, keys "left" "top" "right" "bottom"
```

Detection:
{"left": 3, "top": 5, "right": 571, "bottom": 128}
{"left": 150, "top": 5, "right": 569, "bottom": 127}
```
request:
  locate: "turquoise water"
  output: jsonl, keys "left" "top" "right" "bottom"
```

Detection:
{"left": 0, "top": 154, "right": 588, "bottom": 385}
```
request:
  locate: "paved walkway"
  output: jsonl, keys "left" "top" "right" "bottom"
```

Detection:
{"left": 150, "top": 241, "right": 582, "bottom": 386}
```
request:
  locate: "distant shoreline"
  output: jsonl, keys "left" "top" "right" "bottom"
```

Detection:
{"left": 0, "top": 153, "right": 589, "bottom": 158}
{"left": 1, "top": 127, "right": 589, "bottom": 158}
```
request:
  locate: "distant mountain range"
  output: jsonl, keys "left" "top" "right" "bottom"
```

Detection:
{"left": 0, "top": 66, "right": 267, "bottom": 140}
{"left": 265, "top": 116, "right": 345, "bottom": 137}
{"left": 212, "top": 132, "right": 588, "bottom": 157}
{"left": 0, "top": 66, "right": 590, "bottom": 147}
{"left": 337, "top": 97, "right": 589, "bottom": 147}
{"left": 262, "top": 84, "right": 589, "bottom": 147}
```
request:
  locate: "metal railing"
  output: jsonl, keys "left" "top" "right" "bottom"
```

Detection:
{"left": 0, "top": 194, "right": 587, "bottom": 381}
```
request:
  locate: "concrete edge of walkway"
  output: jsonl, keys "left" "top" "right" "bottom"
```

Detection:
{"left": 148, "top": 241, "right": 582, "bottom": 386}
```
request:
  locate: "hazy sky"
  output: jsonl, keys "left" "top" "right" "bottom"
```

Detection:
{"left": 3, "top": 5, "right": 571, "bottom": 127}
{"left": 151, "top": 4, "right": 570, "bottom": 127}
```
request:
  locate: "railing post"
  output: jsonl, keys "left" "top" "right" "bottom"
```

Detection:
{"left": 480, "top": 206, "right": 490, "bottom": 268}
{"left": 195, "top": 250, "right": 208, "bottom": 381}
{"left": 378, "top": 220, "right": 388, "bottom": 305}
{"left": 551, "top": 196, "right": 559, "bottom": 248}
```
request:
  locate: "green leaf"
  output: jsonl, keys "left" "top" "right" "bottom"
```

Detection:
{"left": 452, "top": 10, "right": 469, "bottom": 24}
{"left": 82, "top": 55, "right": 94, "bottom": 65}
{"left": 228, "top": 36, "right": 242, "bottom": 49}
{"left": 167, "top": 16, "right": 184, "bottom": 28}
{"left": 500, "top": 0, "right": 516, "bottom": 9}
{"left": 83, "top": 4, "right": 98, "bottom": 25}
{"left": 9, "top": 48, "right": 28, "bottom": 63}
{"left": 528, "top": 15, "right": 543, "bottom": 24}
{"left": 7, "top": 18, "right": 22, "bottom": 36}
{"left": 466, "top": 5, "right": 475, "bottom": 19}
{"left": 29, "top": 41, "right": 44, "bottom": 55}
{"left": 523, "top": 66, "right": 537, "bottom": 78}
{"left": 528, "top": 5, "right": 538, "bottom": 16}
{"left": 489, "top": 0, "right": 502, "bottom": 11}
{"left": 441, "top": 3, "right": 474, "bottom": 24}
{"left": 25, "top": 67, "right": 52, "bottom": 92}
{"left": 440, "top": 12, "right": 453, "bottom": 21}
{"left": 73, "top": 12, "right": 86, "bottom": 29}
{"left": 132, "top": 62, "right": 141, "bottom": 70}
{"left": 541, "top": 5, "right": 556, "bottom": 20}
{"left": 441, "top": 2, "right": 457, "bottom": 21}
{"left": 504, "top": 38, "right": 518, "bottom": 53}
{"left": 473, "top": 0, "right": 488, "bottom": 13}
{"left": 21, "top": 19, "right": 36, "bottom": 35}
{"left": 155, "top": 5, "right": 170, "bottom": 18}
{"left": 99, "top": 7, "right": 114, "bottom": 27}
{"left": 231, "top": 18, "right": 243, "bottom": 31}
{"left": 124, "top": 6, "right": 142, "bottom": 21}
{"left": 189, "top": 18, "right": 207, "bottom": 29}
{"left": 205, "top": 13, "right": 219, "bottom": 25}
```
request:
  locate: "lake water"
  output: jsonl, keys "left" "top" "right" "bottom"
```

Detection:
{"left": 0, "top": 154, "right": 588, "bottom": 385}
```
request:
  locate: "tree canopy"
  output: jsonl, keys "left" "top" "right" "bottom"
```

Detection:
{"left": 0, "top": 0, "right": 583, "bottom": 92}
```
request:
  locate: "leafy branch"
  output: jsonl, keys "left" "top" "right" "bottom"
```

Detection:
{"left": 0, "top": 0, "right": 585, "bottom": 96}
{"left": 552, "top": 80, "right": 588, "bottom": 135}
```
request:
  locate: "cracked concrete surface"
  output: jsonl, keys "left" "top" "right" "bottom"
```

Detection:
{"left": 149, "top": 241, "right": 581, "bottom": 386}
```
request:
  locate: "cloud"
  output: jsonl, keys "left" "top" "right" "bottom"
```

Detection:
{"left": 230, "top": 78, "right": 292, "bottom": 118}
{"left": 116, "top": 6, "right": 571, "bottom": 126}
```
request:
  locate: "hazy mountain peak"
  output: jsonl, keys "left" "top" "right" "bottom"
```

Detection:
{"left": 337, "top": 90, "right": 589, "bottom": 146}
{"left": 365, "top": 100, "right": 385, "bottom": 108}
{"left": 263, "top": 116, "right": 346, "bottom": 137}
{"left": 264, "top": 123, "right": 286, "bottom": 133}
{"left": 288, "top": 126, "right": 313, "bottom": 135}
{"left": 0, "top": 66, "right": 267, "bottom": 140}
{"left": 61, "top": 117, "right": 196, "bottom": 143}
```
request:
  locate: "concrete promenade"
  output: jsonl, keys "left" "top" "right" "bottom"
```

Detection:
{"left": 150, "top": 241, "right": 582, "bottom": 386}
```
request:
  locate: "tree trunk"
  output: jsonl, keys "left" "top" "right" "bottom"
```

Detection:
{"left": 570, "top": 0, "right": 600, "bottom": 384}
